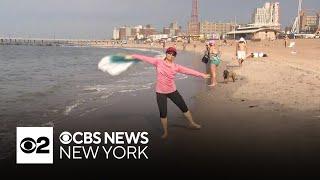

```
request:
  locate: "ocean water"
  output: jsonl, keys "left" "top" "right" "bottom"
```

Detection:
{"left": 0, "top": 45, "right": 193, "bottom": 159}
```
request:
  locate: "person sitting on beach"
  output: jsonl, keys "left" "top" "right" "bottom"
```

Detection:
{"left": 126, "top": 47, "right": 210, "bottom": 139}
{"left": 236, "top": 37, "right": 248, "bottom": 67}
{"left": 223, "top": 39, "right": 227, "bottom": 45}
{"left": 207, "top": 40, "right": 221, "bottom": 86}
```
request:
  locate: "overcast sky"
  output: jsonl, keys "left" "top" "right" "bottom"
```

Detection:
{"left": 0, "top": 0, "right": 319, "bottom": 39}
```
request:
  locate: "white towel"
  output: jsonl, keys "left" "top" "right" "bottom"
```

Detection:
{"left": 98, "top": 55, "right": 136, "bottom": 76}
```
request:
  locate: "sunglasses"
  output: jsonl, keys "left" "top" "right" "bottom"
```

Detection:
{"left": 167, "top": 52, "right": 176, "bottom": 56}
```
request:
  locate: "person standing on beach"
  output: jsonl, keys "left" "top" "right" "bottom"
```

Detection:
{"left": 207, "top": 40, "right": 221, "bottom": 86}
{"left": 182, "top": 41, "right": 187, "bottom": 51}
{"left": 284, "top": 35, "right": 289, "bottom": 48}
{"left": 236, "top": 37, "right": 247, "bottom": 67}
{"left": 126, "top": 47, "right": 210, "bottom": 139}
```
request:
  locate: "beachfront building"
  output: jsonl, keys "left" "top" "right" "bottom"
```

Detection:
{"left": 149, "top": 34, "right": 169, "bottom": 42}
{"left": 299, "top": 11, "right": 320, "bottom": 33}
{"left": 112, "top": 28, "right": 119, "bottom": 40}
{"left": 226, "top": 26, "right": 280, "bottom": 41}
{"left": 163, "top": 22, "right": 182, "bottom": 37}
{"left": 140, "top": 24, "right": 157, "bottom": 39}
{"left": 200, "top": 21, "right": 234, "bottom": 39}
{"left": 118, "top": 26, "right": 134, "bottom": 40}
{"left": 251, "top": 2, "right": 280, "bottom": 30}
{"left": 118, "top": 27, "right": 126, "bottom": 40}
{"left": 113, "top": 25, "right": 157, "bottom": 40}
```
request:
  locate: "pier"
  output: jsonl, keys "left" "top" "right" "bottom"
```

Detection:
{"left": 0, "top": 37, "right": 111, "bottom": 47}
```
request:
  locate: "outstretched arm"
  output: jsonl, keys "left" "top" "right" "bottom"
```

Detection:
{"left": 130, "top": 54, "right": 159, "bottom": 66}
{"left": 176, "top": 64, "right": 209, "bottom": 78}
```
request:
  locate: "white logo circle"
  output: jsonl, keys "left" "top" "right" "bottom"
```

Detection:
{"left": 59, "top": 131, "right": 72, "bottom": 144}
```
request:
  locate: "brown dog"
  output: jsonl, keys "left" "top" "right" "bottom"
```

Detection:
{"left": 223, "top": 70, "right": 236, "bottom": 83}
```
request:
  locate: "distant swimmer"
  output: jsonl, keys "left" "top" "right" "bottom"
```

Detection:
{"left": 236, "top": 37, "right": 248, "bottom": 67}
{"left": 127, "top": 47, "right": 210, "bottom": 139}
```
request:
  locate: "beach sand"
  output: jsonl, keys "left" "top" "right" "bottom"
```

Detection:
{"left": 2, "top": 39, "right": 320, "bottom": 178}
{"left": 100, "top": 39, "right": 320, "bottom": 111}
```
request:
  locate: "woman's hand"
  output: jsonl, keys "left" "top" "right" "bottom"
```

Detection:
{"left": 203, "top": 74, "right": 211, "bottom": 79}
{"left": 125, "top": 55, "right": 133, "bottom": 60}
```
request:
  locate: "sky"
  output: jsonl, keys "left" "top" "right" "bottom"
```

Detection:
{"left": 0, "top": 0, "right": 319, "bottom": 39}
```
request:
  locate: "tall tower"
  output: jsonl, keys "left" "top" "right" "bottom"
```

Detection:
{"left": 188, "top": 0, "right": 200, "bottom": 35}
{"left": 191, "top": 0, "right": 199, "bottom": 24}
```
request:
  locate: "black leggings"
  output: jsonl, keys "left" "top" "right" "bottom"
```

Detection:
{"left": 156, "top": 90, "right": 189, "bottom": 118}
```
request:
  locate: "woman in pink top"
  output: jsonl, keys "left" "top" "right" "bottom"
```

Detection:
{"left": 128, "top": 47, "right": 210, "bottom": 139}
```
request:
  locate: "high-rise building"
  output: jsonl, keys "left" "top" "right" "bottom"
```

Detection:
{"left": 200, "top": 21, "right": 233, "bottom": 38}
{"left": 113, "top": 28, "right": 120, "bottom": 40}
{"left": 119, "top": 27, "right": 127, "bottom": 40}
{"left": 170, "top": 22, "right": 179, "bottom": 30}
{"left": 163, "top": 27, "right": 170, "bottom": 35}
{"left": 118, "top": 26, "right": 134, "bottom": 40}
{"left": 299, "top": 12, "right": 320, "bottom": 33}
{"left": 188, "top": 0, "right": 200, "bottom": 35}
{"left": 252, "top": 2, "right": 280, "bottom": 29}
{"left": 115, "top": 25, "right": 155, "bottom": 40}
{"left": 163, "top": 22, "right": 182, "bottom": 37}
{"left": 140, "top": 24, "right": 156, "bottom": 38}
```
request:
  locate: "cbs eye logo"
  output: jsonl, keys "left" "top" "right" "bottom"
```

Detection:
{"left": 20, "top": 137, "right": 50, "bottom": 154}
{"left": 16, "top": 127, "right": 53, "bottom": 164}
{"left": 59, "top": 131, "right": 72, "bottom": 144}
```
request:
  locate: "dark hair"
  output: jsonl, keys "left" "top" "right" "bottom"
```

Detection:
{"left": 166, "top": 47, "right": 177, "bottom": 57}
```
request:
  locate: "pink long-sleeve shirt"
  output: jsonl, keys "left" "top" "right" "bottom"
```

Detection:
{"left": 132, "top": 54, "right": 206, "bottom": 94}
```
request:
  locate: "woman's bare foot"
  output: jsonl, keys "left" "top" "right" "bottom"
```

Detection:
{"left": 161, "top": 133, "right": 168, "bottom": 139}
{"left": 188, "top": 122, "right": 201, "bottom": 129}
{"left": 208, "top": 83, "right": 217, "bottom": 87}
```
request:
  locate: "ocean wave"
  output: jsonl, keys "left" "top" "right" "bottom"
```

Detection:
{"left": 144, "top": 66, "right": 155, "bottom": 70}
{"left": 130, "top": 71, "right": 154, "bottom": 76}
{"left": 79, "top": 108, "right": 98, "bottom": 117}
{"left": 41, "top": 121, "right": 54, "bottom": 127}
{"left": 64, "top": 101, "right": 83, "bottom": 115}
{"left": 100, "top": 92, "right": 114, "bottom": 99}
{"left": 116, "top": 79, "right": 128, "bottom": 83}
{"left": 82, "top": 85, "right": 113, "bottom": 93}
{"left": 176, "top": 74, "right": 188, "bottom": 80}
{"left": 117, "top": 83, "right": 153, "bottom": 93}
